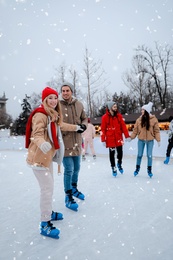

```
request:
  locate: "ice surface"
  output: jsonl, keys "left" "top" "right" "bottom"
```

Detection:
{"left": 0, "top": 132, "right": 173, "bottom": 260}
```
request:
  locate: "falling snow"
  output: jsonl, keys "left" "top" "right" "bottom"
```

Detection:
{"left": 0, "top": 132, "right": 173, "bottom": 259}
{"left": 0, "top": 1, "right": 172, "bottom": 119}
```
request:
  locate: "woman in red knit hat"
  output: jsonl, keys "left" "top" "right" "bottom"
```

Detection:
{"left": 25, "top": 86, "right": 84, "bottom": 239}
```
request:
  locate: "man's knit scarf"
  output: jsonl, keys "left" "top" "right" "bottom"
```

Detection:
{"left": 25, "top": 105, "right": 60, "bottom": 149}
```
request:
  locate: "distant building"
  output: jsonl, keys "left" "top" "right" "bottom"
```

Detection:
{"left": 0, "top": 92, "right": 8, "bottom": 114}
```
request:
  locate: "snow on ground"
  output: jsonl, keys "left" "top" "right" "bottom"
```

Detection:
{"left": 0, "top": 133, "right": 173, "bottom": 260}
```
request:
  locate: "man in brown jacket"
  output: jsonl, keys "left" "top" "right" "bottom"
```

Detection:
{"left": 60, "top": 82, "right": 88, "bottom": 211}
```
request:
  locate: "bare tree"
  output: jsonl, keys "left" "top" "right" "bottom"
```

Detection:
{"left": 83, "top": 47, "right": 109, "bottom": 117}
{"left": 136, "top": 42, "right": 173, "bottom": 109}
{"left": 29, "top": 92, "right": 42, "bottom": 110}
{"left": 69, "top": 67, "right": 78, "bottom": 97}
{"left": 47, "top": 63, "right": 67, "bottom": 91}
{"left": 92, "top": 89, "right": 112, "bottom": 116}
{"left": 48, "top": 63, "right": 81, "bottom": 97}
{"left": 167, "top": 90, "right": 173, "bottom": 108}
{"left": 122, "top": 54, "right": 151, "bottom": 108}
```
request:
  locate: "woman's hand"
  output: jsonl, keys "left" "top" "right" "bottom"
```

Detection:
{"left": 40, "top": 142, "right": 52, "bottom": 154}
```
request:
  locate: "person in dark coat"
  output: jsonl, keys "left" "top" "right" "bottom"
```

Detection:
{"left": 164, "top": 116, "right": 173, "bottom": 164}
{"left": 101, "top": 101, "right": 130, "bottom": 177}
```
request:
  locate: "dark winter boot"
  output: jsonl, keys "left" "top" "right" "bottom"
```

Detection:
{"left": 147, "top": 166, "right": 153, "bottom": 178}
{"left": 134, "top": 165, "right": 140, "bottom": 177}
{"left": 65, "top": 189, "right": 78, "bottom": 211}
{"left": 164, "top": 157, "right": 170, "bottom": 164}
{"left": 112, "top": 166, "right": 117, "bottom": 177}
{"left": 40, "top": 220, "right": 60, "bottom": 239}
{"left": 72, "top": 183, "right": 85, "bottom": 200}
{"left": 117, "top": 163, "right": 124, "bottom": 174}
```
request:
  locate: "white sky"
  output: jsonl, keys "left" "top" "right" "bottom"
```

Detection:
{"left": 0, "top": 0, "right": 173, "bottom": 118}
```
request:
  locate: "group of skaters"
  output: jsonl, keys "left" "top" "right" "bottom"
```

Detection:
{"left": 101, "top": 101, "right": 161, "bottom": 178}
{"left": 83, "top": 101, "right": 173, "bottom": 178}
{"left": 25, "top": 83, "right": 173, "bottom": 239}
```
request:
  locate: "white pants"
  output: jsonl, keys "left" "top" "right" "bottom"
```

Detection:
{"left": 33, "top": 163, "right": 54, "bottom": 222}
{"left": 82, "top": 137, "right": 96, "bottom": 155}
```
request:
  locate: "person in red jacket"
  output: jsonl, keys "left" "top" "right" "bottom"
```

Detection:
{"left": 101, "top": 101, "right": 130, "bottom": 177}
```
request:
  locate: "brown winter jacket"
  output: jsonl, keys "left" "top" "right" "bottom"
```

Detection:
{"left": 130, "top": 114, "right": 160, "bottom": 142}
{"left": 26, "top": 112, "right": 77, "bottom": 168}
{"left": 60, "top": 96, "right": 88, "bottom": 157}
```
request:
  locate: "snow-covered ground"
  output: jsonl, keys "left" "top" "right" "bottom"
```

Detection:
{"left": 0, "top": 132, "right": 173, "bottom": 260}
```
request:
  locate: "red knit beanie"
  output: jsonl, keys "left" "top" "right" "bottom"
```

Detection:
{"left": 42, "top": 87, "right": 58, "bottom": 101}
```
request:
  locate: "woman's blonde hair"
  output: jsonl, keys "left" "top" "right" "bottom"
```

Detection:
{"left": 42, "top": 98, "right": 63, "bottom": 125}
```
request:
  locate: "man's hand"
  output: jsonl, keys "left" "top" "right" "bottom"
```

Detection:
{"left": 77, "top": 124, "right": 87, "bottom": 133}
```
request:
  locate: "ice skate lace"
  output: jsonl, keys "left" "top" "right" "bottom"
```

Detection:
{"left": 68, "top": 194, "right": 76, "bottom": 204}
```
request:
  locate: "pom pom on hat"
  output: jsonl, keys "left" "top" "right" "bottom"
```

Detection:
{"left": 142, "top": 102, "right": 153, "bottom": 114}
{"left": 61, "top": 82, "right": 74, "bottom": 93}
{"left": 107, "top": 101, "right": 116, "bottom": 110}
{"left": 42, "top": 87, "right": 58, "bottom": 101}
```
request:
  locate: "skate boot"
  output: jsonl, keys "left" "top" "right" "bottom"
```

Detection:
{"left": 112, "top": 166, "right": 117, "bottom": 177}
{"left": 134, "top": 165, "right": 140, "bottom": 177}
{"left": 164, "top": 157, "right": 170, "bottom": 164}
{"left": 65, "top": 189, "right": 78, "bottom": 211}
{"left": 72, "top": 183, "right": 85, "bottom": 200}
{"left": 40, "top": 221, "right": 60, "bottom": 239}
{"left": 93, "top": 155, "right": 96, "bottom": 160}
{"left": 117, "top": 163, "right": 124, "bottom": 174}
{"left": 51, "top": 211, "right": 63, "bottom": 221}
{"left": 147, "top": 166, "right": 153, "bottom": 178}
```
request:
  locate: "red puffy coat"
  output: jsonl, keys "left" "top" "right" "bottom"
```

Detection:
{"left": 101, "top": 110, "right": 130, "bottom": 148}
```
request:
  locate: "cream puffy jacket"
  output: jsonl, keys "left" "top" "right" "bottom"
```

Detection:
{"left": 130, "top": 114, "right": 160, "bottom": 142}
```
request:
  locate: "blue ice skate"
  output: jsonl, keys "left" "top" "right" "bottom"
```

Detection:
{"left": 117, "top": 163, "right": 124, "bottom": 174}
{"left": 72, "top": 186, "right": 85, "bottom": 200}
{"left": 51, "top": 211, "right": 63, "bottom": 221}
{"left": 112, "top": 167, "right": 117, "bottom": 177}
{"left": 40, "top": 221, "right": 60, "bottom": 239}
{"left": 65, "top": 190, "right": 78, "bottom": 211}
